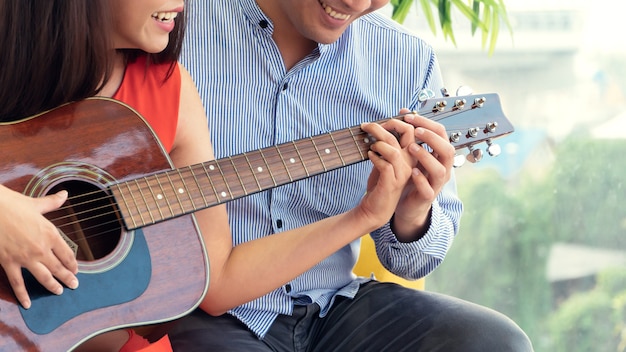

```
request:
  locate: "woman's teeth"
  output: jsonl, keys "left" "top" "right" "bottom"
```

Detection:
{"left": 152, "top": 11, "right": 178, "bottom": 22}
{"left": 319, "top": 2, "right": 351, "bottom": 20}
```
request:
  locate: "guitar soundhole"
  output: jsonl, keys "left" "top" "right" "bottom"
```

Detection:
{"left": 48, "top": 181, "right": 122, "bottom": 261}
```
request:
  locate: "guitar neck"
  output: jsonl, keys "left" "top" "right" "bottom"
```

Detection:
{"left": 110, "top": 123, "right": 374, "bottom": 230}
{"left": 110, "top": 92, "right": 512, "bottom": 230}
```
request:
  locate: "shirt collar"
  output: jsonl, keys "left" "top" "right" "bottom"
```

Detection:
{"left": 237, "top": 0, "right": 337, "bottom": 56}
{"left": 238, "top": 0, "right": 274, "bottom": 35}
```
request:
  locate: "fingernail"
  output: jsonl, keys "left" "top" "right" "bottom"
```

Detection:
{"left": 54, "top": 286, "right": 63, "bottom": 295}
{"left": 404, "top": 114, "right": 414, "bottom": 121}
{"left": 69, "top": 278, "right": 79, "bottom": 290}
{"left": 415, "top": 127, "right": 425, "bottom": 135}
{"left": 23, "top": 300, "right": 31, "bottom": 310}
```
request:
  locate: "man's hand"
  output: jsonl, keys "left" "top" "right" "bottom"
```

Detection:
{"left": 389, "top": 109, "right": 456, "bottom": 241}
{"left": 354, "top": 119, "right": 416, "bottom": 231}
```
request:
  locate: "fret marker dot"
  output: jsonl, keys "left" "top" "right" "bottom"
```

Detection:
{"left": 157, "top": 194, "right": 163, "bottom": 200}
{"left": 289, "top": 158, "right": 296, "bottom": 164}
{"left": 209, "top": 165, "right": 215, "bottom": 171}
{"left": 220, "top": 191, "right": 227, "bottom": 198}
{"left": 364, "top": 138, "right": 370, "bottom": 143}
{"left": 325, "top": 148, "right": 331, "bottom": 154}
{"left": 257, "top": 166, "right": 263, "bottom": 173}
{"left": 178, "top": 188, "right": 185, "bottom": 194}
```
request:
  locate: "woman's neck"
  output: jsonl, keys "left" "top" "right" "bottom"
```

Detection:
{"left": 96, "top": 53, "right": 126, "bottom": 98}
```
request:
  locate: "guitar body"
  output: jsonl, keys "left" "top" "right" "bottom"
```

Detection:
{"left": 0, "top": 99, "right": 209, "bottom": 351}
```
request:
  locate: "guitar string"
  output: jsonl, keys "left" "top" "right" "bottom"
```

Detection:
{"left": 47, "top": 120, "right": 474, "bottom": 243}
{"left": 42, "top": 106, "right": 492, "bottom": 243}
{"left": 47, "top": 116, "right": 487, "bottom": 242}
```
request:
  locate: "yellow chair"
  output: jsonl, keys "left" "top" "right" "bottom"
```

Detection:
{"left": 353, "top": 235, "right": 425, "bottom": 290}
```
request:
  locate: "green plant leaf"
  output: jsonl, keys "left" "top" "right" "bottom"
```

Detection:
{"left": 391, "top": 0, "right": 414, "bottom": 24}
{"left": 419, "top": 0, "right": 438, "bottom": 34}
{"left": 390, "top": 0, "right": 513, "bottom": 55}
{"left": 471, "top": 0, "right": 480, "bottom": 35}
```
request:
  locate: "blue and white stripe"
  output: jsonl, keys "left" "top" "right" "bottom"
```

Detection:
{"left": 182, "top": 0, "right": 463, "bottom": 338}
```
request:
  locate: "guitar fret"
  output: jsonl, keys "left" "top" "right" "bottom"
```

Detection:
{"left": 164, "top": 173, "right": 185, "bottom": 214}
{"left": 349, "top": 126, "right": 369, "bottom": 161}
{"left": 309, "top": 137, "right": 328, "bottom": 172}
{"left": 228, "top": 156, "right": 249, "bottom": 197}
{"left": 242, "top": 152, "right": 263, "bottom": 191}
{"left": 328, "top": 132, "right": 346, "bottom": 166}
{"left": 135, "top": 178, "right": 157, "bottom": 225}
{"left": 312, "top": 133, "right": 348, "bottom": 171}
{"left": 144, "top": 176, "right": 166, "bottom": 222}
{"left": 274, "top": 145, "right": 294, "bottom": 182}
{"left": 127, "top": 180, "right": 148, "bottom": 227}
{"left": 257, "top": 149, "right": 278, "bottom": 187}
{"left": 289, "top": 139, "right": 322, "bottom": 178}
{"left": 153, "top": 173, "right": 176, "bottom": 219}
{"left": 291, "top": 141, "right": 310, "bottom": 177}
{"left": 333, "top": 128, "right": 367, "bottom": 165}
{"left": 213, "top": 160, "right": 233, "bottom": 200}
{"left": 189, "top": 164, "right": 209, "bottom": 207}
{"left": 113, "top": 183, "right": 138, "bottom": 229}
{"left": 201, "top": 163, "right": 222, "bottom": 203}
{"left": 176, "top": 169, "right": 197, "bottom": 211}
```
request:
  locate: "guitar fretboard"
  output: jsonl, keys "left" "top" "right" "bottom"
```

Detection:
{"left": 110, "top": 124, "right": 375, "bottom": 229}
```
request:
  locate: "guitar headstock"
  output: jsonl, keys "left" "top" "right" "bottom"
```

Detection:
{"left": 418, "top": 91, "right": 514, "bottom": 168}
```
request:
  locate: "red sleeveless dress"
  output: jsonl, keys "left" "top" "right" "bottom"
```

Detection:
{"left": 113, "top": 55, "right": 180, "bottom": 153}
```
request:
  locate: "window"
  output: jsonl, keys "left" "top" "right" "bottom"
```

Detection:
{"left": 383, "top": 1, "right": 626, "bottom": 350}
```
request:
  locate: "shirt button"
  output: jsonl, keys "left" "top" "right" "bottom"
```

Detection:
{"left": 285, "top": 284, "right": 292, "bottom": 293}
{"left": 282, "top": 83, "right": 288, "bottom": 91}
{"left": 276, "top": 219, "right": 283, "bottom": 228}
{"left": 259, "top": 20, "right": 269, "bottom": 28}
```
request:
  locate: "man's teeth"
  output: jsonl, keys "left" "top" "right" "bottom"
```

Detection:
{"left": 319, "top": 2, "right": 351, "bottom": 20}
{"left": 152, "top": 11, "right": 178, "bottom": 22}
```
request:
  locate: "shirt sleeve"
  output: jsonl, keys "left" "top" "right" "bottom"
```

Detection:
{"left": 369, "top": 172, "right": 462, "bottom": 280}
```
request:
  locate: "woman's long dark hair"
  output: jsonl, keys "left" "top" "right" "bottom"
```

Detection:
{"left": 0, "top": 0, "right": 186, "bottom": 122}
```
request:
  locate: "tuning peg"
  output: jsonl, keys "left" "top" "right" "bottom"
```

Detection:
{"left": 453, "top": 154, "right": 466, "bottom": 168}
{"left": 466, "top": 146, "right": 483, "bottom": 163}
{"left": 456, "top": 85, "right": 474, "bottom": 96}
{"left": 486, "top": 139, "right": 501, "bottom": 157}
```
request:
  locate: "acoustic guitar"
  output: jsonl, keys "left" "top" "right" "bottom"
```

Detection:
{"left": 0, "top": 93, "right": 513, "bottom": 351}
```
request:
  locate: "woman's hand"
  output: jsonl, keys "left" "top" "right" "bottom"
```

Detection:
{"left": 0, "top": 185, "right": 79, "bottom": 309}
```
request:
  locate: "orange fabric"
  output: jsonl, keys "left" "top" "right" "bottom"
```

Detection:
{"left": 136, "top": 335, "right": 173, "bottom": 352}
{"left": 118, "top": 329, "right": 150, "bottom": 352}
{"left": 118, "top": 329, "right": 173, "bottom": 352}
{"left": 113, "top": 55, "right": 181, "bottom": 153}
